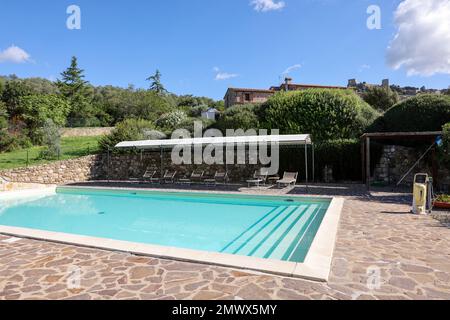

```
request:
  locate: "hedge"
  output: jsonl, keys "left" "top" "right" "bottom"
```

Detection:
{"left": 259, "top": 89, "right": 380, "bottom": 142}
{"left": 276, "top": 139, "right": 383, "bottom": 182}
{"left": 368, "top": 94, "right": 450, "bottom": 133}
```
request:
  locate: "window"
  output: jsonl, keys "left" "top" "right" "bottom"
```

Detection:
{"left": 244, "top": 93, "right": 251, "bottom": 102}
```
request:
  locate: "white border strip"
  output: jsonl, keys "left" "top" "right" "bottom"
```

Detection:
{"left": 0, "top": 187, "right": 344, "bottom": 282}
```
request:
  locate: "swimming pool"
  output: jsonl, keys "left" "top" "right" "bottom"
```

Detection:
{"left": 0, "top": 187, "right": 343, "bottom": 280}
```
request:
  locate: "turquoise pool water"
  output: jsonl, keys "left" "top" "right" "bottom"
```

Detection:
{"left": 0, "top": 188, "right": 330, "bottom": 263}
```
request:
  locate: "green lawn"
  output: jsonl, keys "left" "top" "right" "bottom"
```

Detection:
{"left": 0, "top": 136, "right": 101, "bottom": 170}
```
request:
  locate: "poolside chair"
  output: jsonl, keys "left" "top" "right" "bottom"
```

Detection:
{"left": 177, "top": 171, "right": 204, "bottom": 185}
{"left": 128, "top": 168, "right": 142, "bottom": 184}
{"left": 149, "top": 171, "right": 164, "bottom": 184}
{"left": 246, "top": 170, "right": 268, "bottom": 188}
{"left": 163, "top": 171, "right": 177, "bottom": 184}
{"left": 276, "top": 172, "right": 298, "bottom": 188}
{"left": 214, "top": 171, "right": 229, "bottom": 185}
{"left": 143, "top": 169, "right": 157, "bottom": 181}
{"left": 190, "top": 171, "right": 205, "bottom": 184}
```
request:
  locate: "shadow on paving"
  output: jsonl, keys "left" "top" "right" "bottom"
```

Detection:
{"left": 289, "top": 184, "right": 412, "bottom": 205}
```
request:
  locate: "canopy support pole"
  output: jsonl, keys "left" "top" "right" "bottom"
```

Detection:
{"left": 305, "top": 144, "right": 309, "bottom": 192}
{"left": 160, "top": 147, "right": 164, "bottom": 178}
{"left": 107, "top": 148, "right": 111, "bottom": 182}
{"left": 366, "top": 137, "right": 371, "bottom": 191}
{"left": 312, "top": 143, "right": 315, "bottom": 183}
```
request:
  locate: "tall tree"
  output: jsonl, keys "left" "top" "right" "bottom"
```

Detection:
{"left": 57, "top": 56, "right": 88, "bottom": 99}
{"left": 1, "top": 80, "right": 31, "bottom": 119}
{"left": 57, "top": 56, "right": 97, "bottom": 127}
{"left": 146, "top": 70, "right": 167, "bottom": 94}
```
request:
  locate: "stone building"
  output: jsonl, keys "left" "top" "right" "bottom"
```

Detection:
{"left": 224, "top": 88, "right": 275, "bottom": 109}
{"left": 224, "top": 78, "right": 348, "bottom": 108}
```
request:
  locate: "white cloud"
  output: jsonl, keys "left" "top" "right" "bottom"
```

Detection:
{"left": 358, "top": 64, "right": 371, "bottom": 72}
{"left": 0, "top": 45, "right": 31, "bottom": 63}
{"left": 282, "top": 64, "right": 302, "bottom": 75}
{"left": 213, "top": 67, "right": 239, "bottom": 80}
{"left": 251, "top": 0, "right": 285, "bottom": 12}
{"left": 386, "top": 0, "right": 450, "bottom": 76}
{"left": 215, "top": 72, "right": 239, "bottom": 81}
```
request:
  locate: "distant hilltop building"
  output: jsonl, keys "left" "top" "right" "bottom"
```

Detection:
{"left": 347, "top": 78, "right": 444, "bottom": 100}
{"left": 224, "top": 77, "right": 446, "bottom": 108}
{"left": 347, "top": 78, "right": 390, "bottom": 93}
{"left": 224, "top": 77, "right": 347, "bottom": 108}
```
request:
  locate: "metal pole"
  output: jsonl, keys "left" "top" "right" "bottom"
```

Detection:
{"left": 366, "top": 137, "right": 371, "bottom": 191}
{"left": 312, "top": 143, "right": 315, "bottom": 183}
{"left": 160, "top": 147, "right": 164, "bottom": 178}
{"left": 361, "top": 138, "right": 366, "bottom": 184}
{"left": 107, "top": 148, "right": 111, "bottom": 182}
{"left": 26, "top": 150, "right": 29, "bottom": 167}
{"left": 397, "top": 142, "right": 436, "bottom": 187}
{"left": 305, "top": 144, "right": 308, "bottom": 191}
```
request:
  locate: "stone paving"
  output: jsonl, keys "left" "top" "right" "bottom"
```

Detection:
{"left": 1, "top": 184, "right": 450, "bottom": 300}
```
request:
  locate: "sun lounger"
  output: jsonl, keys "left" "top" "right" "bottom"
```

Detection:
{"left": 190, "top": 171, "right": 204, "bottom": 183}
{"left": 247, "top": 170, "right": 268, "bottom": 187}
{"left": 276, "top": 172, "right": 298, "bottom": 188}
{"left": 204, "top": 171, "right": 229, "bottom": 186}
{"left": 179, "top": 171, "right": 205, "bottom": 185}
{"left": 143, "top": 169, "right": 157, "bottom": 181}
{"left": 149, "top": 171, "right": 165, "bottom": 184}
{"left": 163, "top": 171, "right": 177, "bottom": 184}
{"left": 214, "top": 171, "right": 229, "bottom": 185}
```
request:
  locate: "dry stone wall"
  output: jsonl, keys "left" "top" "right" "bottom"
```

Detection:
{"left": 0, "top": 153, "right": 263, "bottom": 185}
{"left": 60, "top": 127, "right": 113, "bottom": 137}
{"left": 0, "top": 155, "right": 103, "bottom": 184}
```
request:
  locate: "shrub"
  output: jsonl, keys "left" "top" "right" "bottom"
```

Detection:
{"left": 99, "top": 119, "right": 156, "bottom": 152}
{"left": 155, "top": 110, "right": 187, "bottom": 131}
{"left": 177, "top": 117, "right": 215, "bottom": 135}
{"left": 362, "top": 86, "right": 399, "bottom": 111}
{"left": 39, "top": 119, "right": 61, "bottom": 160}
{"left": 368, "top": 94, "right": 450, "bottom": 133}
{"left": 215, "top": 104, "right": 260, "bottom": 132}
{"left": 260, "top": 89, "right": 380, "bottom": 142}
{"left": 19, "top": 94, "right": 70, "bottom": 132}
{"left": 0, "top": 101, "right": 7, "bottom": 130}
{"left": 0, "top": 132, "right": 32, "bottom": 153}
{"left": 443, "top": 123, "right": 450, "bottom": 148}
{"left": 440, "top": 122, "right": 450, "bottom": 167}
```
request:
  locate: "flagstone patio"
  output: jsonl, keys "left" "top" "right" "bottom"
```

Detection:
{"left": 1, "top": 184, "right": 449, "bottom": 300}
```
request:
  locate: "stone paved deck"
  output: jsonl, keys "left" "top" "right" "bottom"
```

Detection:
{"left": 1, "top": 184, "right": 450, "bottom": 300}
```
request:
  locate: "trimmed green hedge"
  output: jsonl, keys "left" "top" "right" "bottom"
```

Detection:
{"left": 260, "top": 89, "right": 380, "bottom": 142}
{"left": 368, "top": 94, "right": 450, "bottom": 133}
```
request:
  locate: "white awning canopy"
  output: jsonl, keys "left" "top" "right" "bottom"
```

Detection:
{"left": 115, "top": 134, "right": 312, "bottom": 150}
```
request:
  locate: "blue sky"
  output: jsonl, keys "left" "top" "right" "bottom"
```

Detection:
{"left": 0, "top": 0, "right": 449, "bottom": 100}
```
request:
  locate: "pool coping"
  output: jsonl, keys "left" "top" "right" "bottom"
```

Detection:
{"left": 0, "top": 186, "right": 344, "bottom": 282}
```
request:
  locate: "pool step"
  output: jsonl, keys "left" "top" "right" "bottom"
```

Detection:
{"left": 220, "top": 206, "right": 290, "bottom": 255}
{"left": 267, "top": 204, "right": 320, "bottom": 261}
{"left": 221, "top": 204, "right": 324, "bottom": 262}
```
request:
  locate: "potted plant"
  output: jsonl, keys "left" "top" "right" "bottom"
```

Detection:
{"left": 434, "top": 194, "right": 450, "bottom": 209}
